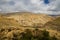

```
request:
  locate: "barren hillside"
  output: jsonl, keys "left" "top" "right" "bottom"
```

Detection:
{"left": 44, "top": 17, "right": 60, "bottom": 31}
{"left": 5, "top": 12, "right": 54, "bottom": 27}
{"left": 0, "top": 16, "right": 20, "bottom": 28}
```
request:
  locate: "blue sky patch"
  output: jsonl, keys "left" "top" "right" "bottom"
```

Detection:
{"left": 44, "top": 0, "right": 49, "bottom": 4}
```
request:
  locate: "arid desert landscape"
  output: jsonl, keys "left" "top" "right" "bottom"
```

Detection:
{"left": 0, "top": 12, "right": 60, "bottom": 40}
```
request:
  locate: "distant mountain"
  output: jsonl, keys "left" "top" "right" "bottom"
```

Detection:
{"left": 4, "top": 12, "right": 54, "bottom": 27}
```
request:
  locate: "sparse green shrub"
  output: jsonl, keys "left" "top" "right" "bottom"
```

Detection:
{"left": 0, "top": 28, "right": 58, "bottom": 40}
{"left": 20, "top": 29, "right": 58, "bottom": 40}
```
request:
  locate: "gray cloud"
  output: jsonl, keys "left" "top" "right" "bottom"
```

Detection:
{"left": 0, "top": 0, "right": 60, "bottom": 15}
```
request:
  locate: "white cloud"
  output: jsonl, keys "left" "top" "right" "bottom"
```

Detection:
{"left": 0, "top": 0, "right": 60, "bottom": 15}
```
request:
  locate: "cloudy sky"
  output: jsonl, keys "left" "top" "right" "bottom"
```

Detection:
{"left": 0, "top": 0, "right": 60, "bottom": 15}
